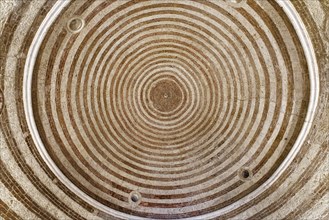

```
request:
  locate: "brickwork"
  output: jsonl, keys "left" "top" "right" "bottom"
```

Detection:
{"left": 0, "top": 0, "right": 328, "bottom": 219}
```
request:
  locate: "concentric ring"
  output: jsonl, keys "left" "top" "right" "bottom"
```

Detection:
{"left": 23, "top": 0, "right": 319, "bottom": 219}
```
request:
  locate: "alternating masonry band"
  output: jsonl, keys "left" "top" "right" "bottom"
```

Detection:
{"left": 21, "top": 0, "right": 319, "bottom": 219}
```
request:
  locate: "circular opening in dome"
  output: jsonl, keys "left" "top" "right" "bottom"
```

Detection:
{"left": 67, "top": 17, "right": 84, "bottom": 33}
{"left": 242, "top": 170, "right": 250, "bottom": 179}
{"left": 131, "top": 194, "right": 139, "bottom": 203}
{"left": 239, "top": 167, "right": 253, "bottom": 181}
{"left": 129, "top": 191, "right": 141, "bottom": 205}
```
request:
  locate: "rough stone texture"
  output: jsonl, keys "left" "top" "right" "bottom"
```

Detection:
{"left": 0, "top": 0, "right": 328, "bottom": 219}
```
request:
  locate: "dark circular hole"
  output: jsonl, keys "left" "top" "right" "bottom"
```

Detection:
{"left": 242, "top": 169, "right": 250, "bottom": 179}
{"left": 131, "top": 194, "right": 139, "bottom": 203}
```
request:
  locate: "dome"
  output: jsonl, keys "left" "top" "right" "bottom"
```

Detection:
{"left": 0, "top": 1, "right": 328, "bottom": 219}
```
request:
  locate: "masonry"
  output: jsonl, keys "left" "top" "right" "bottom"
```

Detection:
{"left": 0, "top": 1, "right": 328, "bottom": 219}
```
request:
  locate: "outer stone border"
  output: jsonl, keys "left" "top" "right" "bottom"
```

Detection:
{"left": 0, "top": 89, "right": 4, "bottom": 115}
{"left": 23, "top": 1, "right": 319, "bottom": 219}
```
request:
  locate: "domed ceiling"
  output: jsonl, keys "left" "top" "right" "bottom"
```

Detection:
{"left": 0, "top": 0, "right": 328, "bottom": 220}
